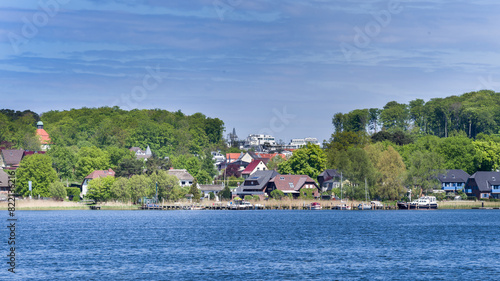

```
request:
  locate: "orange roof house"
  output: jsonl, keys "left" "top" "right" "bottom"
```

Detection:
{"left": 36, "top": 121, "right": 51, "bottom": 150}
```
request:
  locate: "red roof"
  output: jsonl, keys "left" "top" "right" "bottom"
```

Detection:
{"left": 242, "top": 160, "right": 265, "bottom": 175}
{"left": 85, "top": 169, "right": 115, "bottom": 179}
{"left": 36, "top": 129, "right": 51, "bottom": 144}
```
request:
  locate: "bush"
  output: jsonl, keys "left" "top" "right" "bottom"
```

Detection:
{"left": 252, "top": 195, "right": 260, "bottom": 201}
{"left": 270, "top": 189, "right": 285, "bottom": 200}
{"left": 244, "top": 195, "right": 253, "bottom": 201}
{"left": 49, "top": 182, "right": 67, "bottom": 200}
{"left": 66, "top": 187, "right": 81, "bottom": 201}
{"left": 209, "top": 192, "right": 215, "bottom": 200}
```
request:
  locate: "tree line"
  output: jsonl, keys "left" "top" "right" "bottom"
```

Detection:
{"left": 332, "top": 90, "right": 500, "bottom": 138}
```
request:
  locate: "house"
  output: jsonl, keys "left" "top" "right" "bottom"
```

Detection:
{"left": 198, "top": 184, "right": 224, "bottom": 200}
{"left": 267, "top": 174, "right": 320, "bottom": 199}
{"left": 0, "top": 169, "right": 10, "bottom": 193}
{"left": 464, "top": 171, "right": 500, "bottom": 199}
{"left": 211, "top": 151, "right": 226, "bottom": 166}
{"left": 241, "top": 160, "right": 267, "bottom": 179}
{"left": 235, "top": 170, "right": 279, "bottom": 198}
{"left": 317, "top": 169, "right": 342, "bottom": 192}
{"left": 167, "top": 169, "right": 195, "bottom": 187}
{"left": 81, "top": 168, "right": 115, "bottom": 197}
{"left": 1, "top": 149, "right": 25, "bottom": 169}
{"left": 35, "top": 121, "right": 51, "bottom": 151}
{"left": 438, "top": 169, "right": 470, "bottom": 193}
{"left": 239, "top": 152, "right": 256, "bottom": 164}
{"left": 129, "top": 146, "right": 152, "bottom": 160}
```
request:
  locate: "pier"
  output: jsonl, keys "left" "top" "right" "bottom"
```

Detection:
{"left": 138, "top": 202, "right": 399, "bottom": 211}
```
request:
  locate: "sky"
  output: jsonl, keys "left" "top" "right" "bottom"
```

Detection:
{"left": 1, "top": 0, "right": 500, "bottom": 144}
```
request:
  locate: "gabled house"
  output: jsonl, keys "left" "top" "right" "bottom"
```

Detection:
{"left": 129, "top": 145, "right": 152, "bottom": 160}
{"left": 0, "top": 169, "right": 11, "bottom": 193}
{"left": 1, "top": 149, "right": 25, "bottom": 169}
{"left": 167, "top": 169, "right": 195, "bottom": 187}
{"left": 236, "top": 170, "right": 279, "bottom": 198}
{"left": 81, "top": 168, "right": 115, "bottom": 197}
{"left": 267, "top": 174, "right": 320, "bottom": 199}
{"left": 241, "top": 160, "right": 267, "bottom": 179}
{"left": 465, "top": 171, "right": 500, "bottom": 199}
{"left": 199, "top": 184, "right": 224, "bottom": 200}
{"left": 438, "top": 169, "right": 470, "bottom": 193}
{"left": 240, "top": 152, "right": 257, "bottom": 164}
{"left": 317, "top": 169, "right": 342, "bottom": 192}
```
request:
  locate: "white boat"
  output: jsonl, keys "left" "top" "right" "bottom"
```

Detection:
{"left": 357, "top": 203, "right": 372, "bottom": 210}
{"left": 398, "top": 196, "right": 438, "bottom": 209}
{"left": 370, "top": 201, "right": 384, "bottom": 209}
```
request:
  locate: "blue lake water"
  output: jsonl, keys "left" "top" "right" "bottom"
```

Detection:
{"left": 2, "top": 209, "right": 500, "bottom": 280}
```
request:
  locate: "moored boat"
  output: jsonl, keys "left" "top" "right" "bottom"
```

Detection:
{"left": 398, "top": 196, "right": 438, "bottom": 209}
{"left": 310, "top": 202, "right": 322, "bottom": 210}
{"left": 357, "top": 203, "right": 372, "bottom": 210}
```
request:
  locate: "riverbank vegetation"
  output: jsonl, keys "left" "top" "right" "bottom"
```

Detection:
{"left": 4, "top": 90, "right": 500, "bottom": 203}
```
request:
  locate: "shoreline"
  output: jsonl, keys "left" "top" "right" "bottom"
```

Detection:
{"left": 2, "top": 199, "right": 500, "bottom": 211}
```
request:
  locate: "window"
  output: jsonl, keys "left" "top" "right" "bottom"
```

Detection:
{"left": 289, "top": 183, "right": 294, "bottom": 188}
{"left": 481, "top": 193, "right": 489, "bottom": 198}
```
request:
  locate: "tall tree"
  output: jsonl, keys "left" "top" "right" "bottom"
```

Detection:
{"left": 380, "top": 101, "right": 409, "bottom": 131}
{"left": 16, "top": 154, "right": 58, "bottom": 197}
{"left": 278, "top": 144, "right": 326, "bottom": 179}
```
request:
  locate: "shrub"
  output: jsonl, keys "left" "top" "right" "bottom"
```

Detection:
{"left": 252, "top": 195, "right": 260, "bottom": 201}
{"left": 209, "top": 192, "right": 215, "bottom": 200}
{"left": 270, "top": 189, "right": 285, "bottom": 200}
{"left": 49, "top": 182, "right": 67, "bottom": 200}
{"left": 66, "top": 187, "right": 81, "bottom": 201}
{"left": 244, "top": 195, "right": 253, "bottom": 201}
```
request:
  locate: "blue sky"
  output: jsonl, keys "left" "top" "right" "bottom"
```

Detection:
{"left": 1, "top": 0, "right": 500, "bottom": 143}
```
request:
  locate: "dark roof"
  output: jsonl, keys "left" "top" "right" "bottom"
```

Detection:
{"left": 0, "top": 169, "right": 10, "bottom": 188}
{"left": 318, "top": 169, "right": 341, "bottom": 185}
{"left": 247, "top": 151, "right": 259, "bottom": 160}
{"left": 2, "top": 149, "right": 24, "bottom": 166}
{"left": 467, "top": 171, "right": 500, "bottom": 192}
{"left": 319, "top": 169, "right": 341, "bottom": 179}
{"left": 241, "top": 170, "right": 279, "bottom": 191}
{"left": 438, "top": 169, "right": 470, "bottom": 183}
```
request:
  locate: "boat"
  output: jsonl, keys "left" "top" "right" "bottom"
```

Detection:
{"left": 310, "top": 202, "right": 322, "bottom": 210}
{"left": 357, "top": 203, "right": 372, "bottom": 210}
{"left": 370, "top": 201, "right": 384, "bottom": 209}
{"left": 397, "top": 196, "right": 438, "bottom": 209}
{"left": 334, "top": 202, "right": 351, "bottom": 210}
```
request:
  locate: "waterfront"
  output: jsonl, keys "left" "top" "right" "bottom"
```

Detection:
{"left": 2, "top": 210, "right": 500, "bottom": 280}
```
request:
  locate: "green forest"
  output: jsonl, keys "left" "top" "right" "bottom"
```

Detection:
{"left": 323, "top": 90, "right": 500, "bottom": 200}
{"left": 1, "top": 107, "right": 225, "bottom": 200}
{"left": 3, "top": 89, "right": 500, "bottom": 202}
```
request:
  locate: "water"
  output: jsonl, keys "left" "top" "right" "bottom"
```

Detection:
{"left": 2, "top": 209, "right": 500, "bottom": 280}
